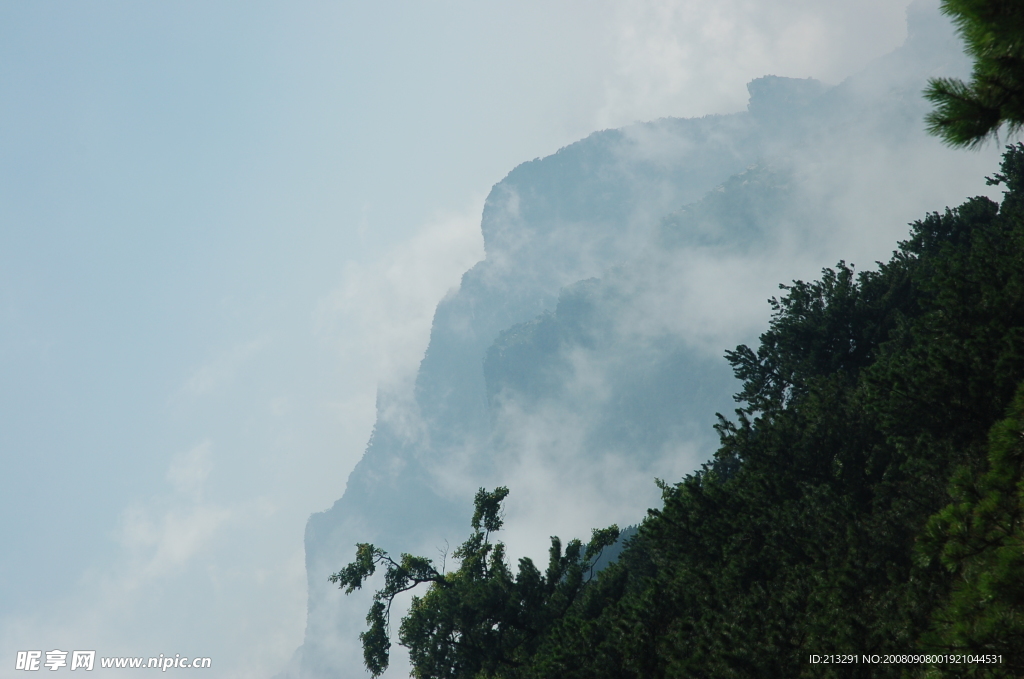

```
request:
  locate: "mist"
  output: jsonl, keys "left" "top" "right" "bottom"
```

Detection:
{"left": 0, "top": 1, "right": 1010, "bottom": 678}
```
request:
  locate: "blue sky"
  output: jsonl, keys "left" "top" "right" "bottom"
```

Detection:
{"left": 0, "top": 1, "right": 943, "bottom": 676}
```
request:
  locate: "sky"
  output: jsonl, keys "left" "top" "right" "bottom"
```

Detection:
{"left": 0, "top": 1, "right": 978, "bottom": 676}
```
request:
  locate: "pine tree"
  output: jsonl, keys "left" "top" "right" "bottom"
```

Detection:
{"left": 925, "top": 0, "right": 1024, "bottom": 147}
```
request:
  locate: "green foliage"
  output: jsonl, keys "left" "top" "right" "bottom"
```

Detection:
{"left": 335, "top": 145, "right": 1024, "bottom": 677}
{"left": 470, "top": 486, "right": 509, "bottom": 534}
{"left": 522, "top": 144, "right": 1024, "bottom": 678}
{"left": 925, "top": 0, "right": 1024, "bottom": 147}
{"left": 918, "top": 383, "right": 1024, "bottom": 677}
{"left": 332, "top": 486, "right": 619, "bottom": 678}
{"left": 329, "top": 542, "right": 448, "bottom": 675}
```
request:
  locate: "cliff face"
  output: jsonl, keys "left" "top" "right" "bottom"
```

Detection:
{"left": 299, "top": 110, "right": 760, "bottom": 679}
{"left": 290, "top": 4, "right": 992, "bottom": 677}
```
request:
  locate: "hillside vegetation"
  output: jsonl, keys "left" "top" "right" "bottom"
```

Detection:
{"left": 337, "top": 144, "right": 1024, "bottom": 678}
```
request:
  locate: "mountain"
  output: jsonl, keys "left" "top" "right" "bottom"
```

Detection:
{"left": 282, "top": 3, "right": 1004, "bottom": 677}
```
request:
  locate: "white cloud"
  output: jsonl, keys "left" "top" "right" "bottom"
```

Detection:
{"left": 0, "top": 438, "right": 288, "bottom": 677}
{"left": 117, "top": 440, "right": 236, "bottom": 583}
{"left": 596, "top": 0, "right": 911, "bottom": 126}
{"left": 118, "top": 502, "right": 235, "bottom": 582}
{"left": 313, "top": 198, "right": 486, "bottom": 391}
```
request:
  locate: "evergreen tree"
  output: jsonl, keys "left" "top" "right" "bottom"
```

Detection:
{"left": 919, "top": 382, "right": 1024, "bottom": 677}
{"left": 925, "top": 0, "right": 1024, "bottom": 147}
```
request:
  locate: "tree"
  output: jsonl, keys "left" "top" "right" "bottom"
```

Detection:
{"left": 918, "top": 382, "right": 1024, "bottom": 677}
{"left": 330, "top": 487, "right": 619, "bottom": 679}
{"left": 925, "top": 0, "right": 1024, "bottom": 148}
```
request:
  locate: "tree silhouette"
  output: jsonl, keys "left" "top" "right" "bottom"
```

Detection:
{"left": 331, "top": 487, "right": 618, "bottom": 678}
